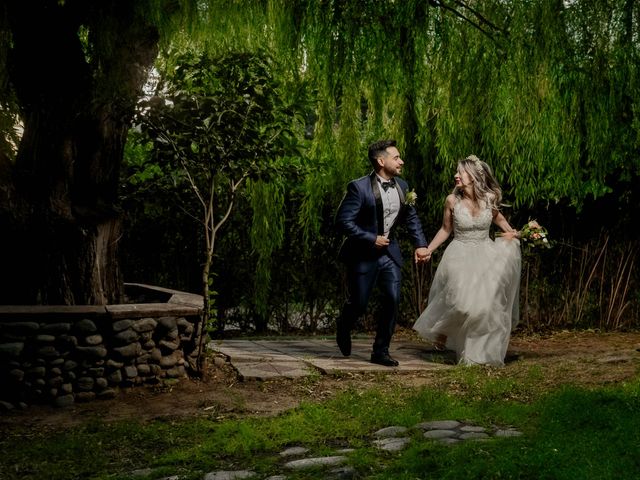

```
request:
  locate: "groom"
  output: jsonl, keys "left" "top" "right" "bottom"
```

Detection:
{"left": 335, "top": 139, "right": 430, "bottom": 366}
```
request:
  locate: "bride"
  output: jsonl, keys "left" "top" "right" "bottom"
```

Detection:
{"left": 413, "top": 155, "right": 521, "bottom": 366}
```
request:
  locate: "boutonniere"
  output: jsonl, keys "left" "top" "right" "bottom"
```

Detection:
{"left": 405, "top": 189, "right": 418, "bottom": 207}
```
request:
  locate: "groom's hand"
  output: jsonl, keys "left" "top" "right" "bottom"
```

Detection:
{"left": 414, "top": 247, "right": 430, "bottom": 264}
{"left": 375, "top": 235, "right": 390, "bottom": 249}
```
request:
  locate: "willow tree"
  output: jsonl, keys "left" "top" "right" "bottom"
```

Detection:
{"left": 189, "top": 0, "right": 639, "bottom": 328}
{"left": 210, "top": 0, "right": 638, "bottom": 221}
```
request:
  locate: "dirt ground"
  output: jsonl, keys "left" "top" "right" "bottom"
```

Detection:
{"left": 1, "top": 329, "right": 639, "bottom": 431}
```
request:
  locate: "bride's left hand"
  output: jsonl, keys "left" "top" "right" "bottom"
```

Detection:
{"left": 499, "top": 230, "right": 519, "bottom": 241}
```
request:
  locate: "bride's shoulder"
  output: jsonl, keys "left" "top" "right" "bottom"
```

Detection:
{"left": 445, "top": 193, "right": 459, "bottom": 207}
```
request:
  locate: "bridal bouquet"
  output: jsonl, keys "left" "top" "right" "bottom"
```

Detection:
{"left": 519, "top": 220, "right": 551, "bottom": 249}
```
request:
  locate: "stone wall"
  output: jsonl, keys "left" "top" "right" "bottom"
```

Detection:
{"left": 0, "top": 284, "right": 203, "bottom": 409}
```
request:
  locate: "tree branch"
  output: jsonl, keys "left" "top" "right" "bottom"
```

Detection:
{"left": 451, "top": 0, "right": 506, "bottom": 36}
{"left": 430, "top": 0, "right": 499, "bottom": 44}
{"left": 213, "top": 173, "right": 248, "bottom": 235}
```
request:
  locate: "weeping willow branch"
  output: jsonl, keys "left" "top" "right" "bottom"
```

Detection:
{"left": 430, "top": 0, "right": 500, "bottom": 43}
{"left": 451, "top": 0, "right": 507, "bottom": 36}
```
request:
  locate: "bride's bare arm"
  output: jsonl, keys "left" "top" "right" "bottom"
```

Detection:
{"left": 426, "top": 194, "right": 456, "bottom": 254}
{"left": 493, "top": 210, "right": 519, "bottom": 240}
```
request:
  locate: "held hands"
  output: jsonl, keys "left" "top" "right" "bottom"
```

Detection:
{"left": 375, "top": 237, "right": 431, "bottom": 264}
{"left": 414, "top": 247, "right": 431, "bottom": 264}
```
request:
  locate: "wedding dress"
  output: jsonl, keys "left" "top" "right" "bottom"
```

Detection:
{"left": 413, "top": 199, "right": 521, "bottom": 366}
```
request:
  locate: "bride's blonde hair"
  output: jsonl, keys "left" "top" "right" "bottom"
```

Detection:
{"left": 453, "top": 154, "right": 502, "bottom": 210}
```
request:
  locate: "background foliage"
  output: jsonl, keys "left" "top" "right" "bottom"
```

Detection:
{"left": 21, "top": 0, "right": 636, "bottom": 332}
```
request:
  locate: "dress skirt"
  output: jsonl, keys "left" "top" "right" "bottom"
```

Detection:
{"left": 413, "top": 236, "right": 521, "bottom": 366}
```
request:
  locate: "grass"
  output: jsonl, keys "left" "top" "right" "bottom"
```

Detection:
{"left": 2, "top": 366, "right": 640, "bottom": 480}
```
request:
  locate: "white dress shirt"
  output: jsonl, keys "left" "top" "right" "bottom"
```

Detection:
{"left": 376, "top": 175, "right": 401, "bottom": 237}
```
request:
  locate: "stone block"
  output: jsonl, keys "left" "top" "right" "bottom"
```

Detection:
{"left": 159, "top": 338, "right": 180, "bottom": 352}
{"left": 106, "top": 359, "right": 124, "bottom": 369}
{"left": 84, "top": 334, "right": 103, "bottom": 346}
{"left": 1, "top": 322, "right": 40, "bottom": 334}
{"left": 41, "top": 323, "right": 72, "bottom": 334}
{"left": 63, "top": 359, "right": 78, "bottom": 370}
{"left": 87, "top": 367, "right": 105, "bottom": 377}
{"left": 75, "top": 346, "right": 108, "bottom": 359}
{"left": 97, "top": 388, "right": 117, "bottom": 399}
{"left": 60, "top": 383, "right": 73, "bottom": 394}
{"left": 48, "top": 376, "right": 64, "bottom": 388}
{"left": 132, "top": 318, "right": 157, "bottom": 333}
{"left": 27, "top": 366, "right": 46, "bottom": 377}
{"left": 165, "top": 366, "right": 186, "bottom": 378}
{"left": 108, "top": 370, "right": 123, "bottom": 384}
{"left": 113, "top": 329, "right": 139, "bottom": 345}
{"left": 74, "top": 319, "right": 97, "bottom": 334}
{"left": 54, "top": 394, "right": 75, "bottom": 407}
{"left": 0, "top": 342, "right": 25, "bottom": 358}
{"left": 58, "top": 335, "right": 78, "bottom": 348}
{"left": 112, "top": 342, "right": 142, "bottom": 359}
{"left": 36, "top": 335, "right": 56, "bottom": 343}
{"left": 165, "top": 328, "right": 179, "bottom": 340}
{"left": 140, "top": 331, "right": 153, "bottom": 341}
{"left": 112, "top": 319, "right": 134, "bottom": 332}
{"left": 157, "top": 316, "right": 178, "bottom": 331}
{"left": 160, "top": 351, "right": 182, "bottom": 368}
{"left": 77, "top": 377, "right": 95, "bottom": 391}
{"left": 37, "top": 345, "right": 59, "bottom": 357}
{"left": 149, "top": 348, "right": 162, "bottom": 364}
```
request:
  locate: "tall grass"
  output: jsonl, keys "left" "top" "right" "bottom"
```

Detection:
{"left": 520, "top": 236, "right": 638, "bottom": 331}
{"left": 402, "top": 235, "right": 639, "bottom": 332}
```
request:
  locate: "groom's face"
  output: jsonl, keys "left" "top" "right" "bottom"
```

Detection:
{"left": 378, "top": 146, "right": 404, "bottom": 178}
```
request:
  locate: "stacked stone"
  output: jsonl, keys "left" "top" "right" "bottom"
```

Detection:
{"left": 105, "top": 316, "right": 197, "bottom": 390}
{"left": 0, "top": 297, "right": 202, "bottom": 410}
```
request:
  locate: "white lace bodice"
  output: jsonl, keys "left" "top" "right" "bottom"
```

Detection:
{"left": 453, "top": 199, "right": 492, "bottom": 242}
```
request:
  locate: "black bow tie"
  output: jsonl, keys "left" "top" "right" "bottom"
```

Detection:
{"left": 381, "top": 179, "right": 396, "bottom": 191}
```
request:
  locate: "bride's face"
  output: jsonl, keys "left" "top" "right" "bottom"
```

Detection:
{"left": 454, "top": 168, "right": 472, "bottom": 189}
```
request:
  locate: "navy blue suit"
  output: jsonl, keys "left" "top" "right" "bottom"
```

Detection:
{"left": 336, "top": 171, "right": 427, "bottom": 356}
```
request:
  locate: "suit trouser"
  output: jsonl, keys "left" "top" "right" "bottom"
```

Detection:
{"left": 340, "top": 254, "right": 402, "bottom": 355}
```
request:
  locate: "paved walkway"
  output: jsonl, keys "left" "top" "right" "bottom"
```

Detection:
{"left": 208, "top": 336, "right": 455, "bottom": 380}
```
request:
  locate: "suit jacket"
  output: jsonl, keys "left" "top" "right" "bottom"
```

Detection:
{"left": 336, "top": 171, "right": 427, "bottom": 272}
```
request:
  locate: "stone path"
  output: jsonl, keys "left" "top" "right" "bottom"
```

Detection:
{"left": 130, "top": 419, "right": 522, "bottom": 479}
{"left": 208, "top": 336, "right": 455, "bottom": 380}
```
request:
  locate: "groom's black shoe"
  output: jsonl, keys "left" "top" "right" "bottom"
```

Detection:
{"left": 336, "top": 319, "right": 351, "bottom": 357}
{"left": 370, "top": 353, "right": 399, "bottom": 367}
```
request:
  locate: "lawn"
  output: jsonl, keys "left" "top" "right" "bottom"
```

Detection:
{"left": 2, "top": 355, "right": 640, "bottom": 480}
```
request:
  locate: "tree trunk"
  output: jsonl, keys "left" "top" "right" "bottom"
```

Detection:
{"left": 0, "top": 1, "right": 159, "bottom": 305}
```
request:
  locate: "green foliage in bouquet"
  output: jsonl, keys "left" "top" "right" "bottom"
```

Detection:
{"left": 520, "top": 220, "right": 552, "bottom": 249}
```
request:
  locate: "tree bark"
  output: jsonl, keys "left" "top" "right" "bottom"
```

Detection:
{"left": 0, "top": 1, "right": 159, "bottom": 304}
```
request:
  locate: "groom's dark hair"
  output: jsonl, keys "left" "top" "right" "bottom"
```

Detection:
{"left": 368, "top": 139, "right": 397, "bottom": 169}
